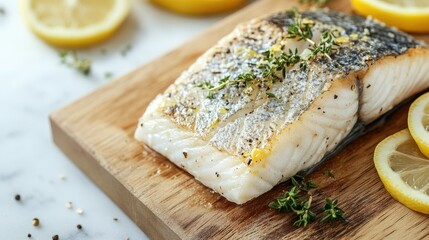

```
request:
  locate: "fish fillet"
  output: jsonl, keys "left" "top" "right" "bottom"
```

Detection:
{"left": 135, "top": 10, "right": 429, "bottom": 204}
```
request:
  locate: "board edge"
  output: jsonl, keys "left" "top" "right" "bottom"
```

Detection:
{"left": 49, "top": 114, "right": 181, "bottom": 240}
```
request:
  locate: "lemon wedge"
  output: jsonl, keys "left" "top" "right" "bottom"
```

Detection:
{"left": 150, "top": 0, "right": 245, "bottom": 15}
{"left": 408, "top": 92, "right": 429, "bottom": 158}
{"left": 21, "top": 0, "right": 131, "bottom": 47}
{"left": 374, "top": 129, "right": 429, "bottom": 214}
{"left": 351, "top": 0, "right": 429, "bottom": 33}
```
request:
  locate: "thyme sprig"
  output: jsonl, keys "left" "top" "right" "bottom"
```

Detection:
{"left": 260, "top": 48, "right": 302, "bottom": 79}
{"left": 293, "top": 196, "right": 316, "bottom": 227}
{"left": 321, "top": 198, "right": 347, "bottom": 224}
{"left": 197, "top": 73, "right": 257, "bottom": 99}
{"left": 269, "top": 175, "right": 317, "bottom": 227}
{"left": 201, "top": 47, "right": 304, "bottom": 99}
{"left": 287, "top": 12, "right": 337, "bottom": 62}
{"left": 287, "top": 17, "right": 315, "bottom": 45}
{"left": 308, "top": 31, "right": 336, "bottom": 60}
{"left": 196, "top": 10, "right": 339, "bottom": 99}
{"left": 268, "top": 186, "right": 301, "bottom": 212}
{"left": 196, "top": 81, "right": 215, "bottom": 99}
{"left": 291, "top": 174, "right": 318, "bottom": 192}
{"left": 270, "top": 175, "right": 346, "bottom": 228}
{"left": 323, "top": 169, "right": 335, "bottom": 178}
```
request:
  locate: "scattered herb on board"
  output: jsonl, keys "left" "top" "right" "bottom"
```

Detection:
{"left": 52, "top": 234, "right": 59, "bottom": 240}
{"left": 268, "top": 186, "right": 301, "bottom": 212}
{"left": 291, "top": 174, "right": 318, "bottom": 192}
{"left": 321, "top": 198, "right": 347, "bottom": 224}
{"left": 292, "top": 196, "right": 316, "bottom": 227}
{"left": 324, "top": 169, "right": 335, "bottom": 178}
{"left": 59, "top": 50, "right": 91, "bottom": 76}
{"left": 269, "top": 175, "right": 317, "bottom": 227}
{"left": 299, "top": 0, "right": 331, "bottom": 7}
{"left": 269, "top": 175, "right": 346, "bottom": 227}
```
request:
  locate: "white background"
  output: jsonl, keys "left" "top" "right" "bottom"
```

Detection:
{"left": 0, "top": 0, "right": 232, "bottom": 239}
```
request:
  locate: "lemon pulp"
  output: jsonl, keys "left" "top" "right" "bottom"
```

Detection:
{"left": 374, "top": 129, "right": 429, "bottom": 214}
{"left": 21, "top": 0, "right": 131, "bottom": 47}
{"left": 351, "top": 0, "right": 429, "bottom": 33}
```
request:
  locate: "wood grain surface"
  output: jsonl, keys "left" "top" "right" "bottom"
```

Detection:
{"left": 50, "top": 0, "right": 429, "bottom": 239}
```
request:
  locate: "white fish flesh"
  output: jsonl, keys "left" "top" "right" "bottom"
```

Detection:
{"left": 135, "top": 10, "right": 429, "bottom": 204}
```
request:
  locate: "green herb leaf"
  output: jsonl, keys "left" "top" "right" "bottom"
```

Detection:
{"left": 196, "top": 81, "right": 215, "bottom": 99}
{"left": 194, "top": 9, "right": 340, "bottom": 97}
{"left": 269, "top": 186, "right": 301, "bottom": 212}
{"left": 237, "top": 72, "right": 256, "bottom": 82}
{"left": 105, "top": 71, "right": 113, "bottom": 79}
{"left": 292, "top": 196, "right": 316, "bottom": 227}
{"left": 74, "top": 58, "right": 91, "bottom": 76}
{"left": 321, "top": 198, "right": 347, "bottom": 224}
{"left": 59, "top": 50, "right": 69, "bottom": 59}
{"left": 323, "top": 169, "right": 335, "bottom": 178}
{"left": 270, "top": 175, "right": 320, "bottom": 228}
{"left": 59, "top": 50, "right": 92, "bottom": 76}
{"left": 308, "top": 31, "right": 336, "bottom": 60}
{"left": 286, "top": 15, "right": 314, "bottom": 43}
{"left": 291, "top": 174, "right": 318, "bottom": 192}
{"left": 266, "top": 92, "right": 278, "bottom": 99}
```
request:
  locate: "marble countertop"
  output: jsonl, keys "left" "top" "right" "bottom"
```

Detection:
{"left": 0, "top": 1, "right": 227, "bottom": 239}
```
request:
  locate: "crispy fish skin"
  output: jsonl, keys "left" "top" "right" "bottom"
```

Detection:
{"left": 136, "top": 10, "right": 429, "bottom": 204}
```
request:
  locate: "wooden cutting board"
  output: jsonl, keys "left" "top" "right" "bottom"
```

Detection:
{"left": 50, "top": 0, "right": 429, "bottom": 239}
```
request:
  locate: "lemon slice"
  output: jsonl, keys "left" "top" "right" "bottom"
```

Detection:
{"left": 21, "top": 0, "right": 131, "bottom": 47}
{"left": 351, "top": 0, "right": 429, "bottom": 33}
{"left": 150, "top": 0, "right": 245, "bottom": 15}
{"left": 374, "top": 129, "right": 429, "bottom": 214}
{"left": 408, "top": 92, "right": 429, "bottom": 158}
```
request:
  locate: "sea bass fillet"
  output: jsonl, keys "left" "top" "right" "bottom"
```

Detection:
{"left": 135, "top": 10, "right": 429, "bottom": 204}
